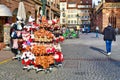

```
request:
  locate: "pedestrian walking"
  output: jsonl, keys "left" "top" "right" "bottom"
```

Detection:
{"left": 102, "top": 23, "right": 116, "bottom": 56}
{"left": 76, "top": 25, "right": 80, "bottom": 38}
{"left": 115, "top": 27, "right": 119, "bottom": 35}
{"left": 82, "top": 27, "right": 85, "bottom": 34}
{"left": 95, "top": 26, "right": 99, "bottom": 38}
{"left": 85, "top": 27, "right": 88, "bottom": 34}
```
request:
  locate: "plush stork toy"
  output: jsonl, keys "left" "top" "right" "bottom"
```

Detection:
{"left": 21, "top": 51, "right": 35, "bottom": 69}
{"left": 11, "top": 16, "right": 24, "bottom": 31}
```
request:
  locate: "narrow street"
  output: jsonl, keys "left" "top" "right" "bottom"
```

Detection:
{"left": 0, "top": 33, "right": 120, "bottom": 80}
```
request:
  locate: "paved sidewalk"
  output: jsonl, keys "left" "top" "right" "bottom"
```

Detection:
{"left": 0, "top": 33, "right": 120, "bottom": 63}
{"left": 0, "top": 49, "right": 14, "bottom": 63}
{"left": 0, "top": 33, "right": 120, "bottom": 80}
{"left": 64, "top": 32, "right": 120, "bottom": 60}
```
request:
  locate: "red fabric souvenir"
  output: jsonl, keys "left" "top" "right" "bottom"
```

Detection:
{"left": 54, "top": 51, "right": 64, "bottom": 63}
{"left": 59, "top": 36, "right": 64, "bottom": 42}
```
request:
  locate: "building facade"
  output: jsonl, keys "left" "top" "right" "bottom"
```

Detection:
{"left": 0, "top": 0, "right": 60, "bottom": 42}
{"left": 0, "top": 0, "right": 42, "bottom": 42}
{"left": 60, "top": 0, "right": 67, "bottom": 27}
{"left": 94, "top": 0, "right": 120, "bottom": 32}
{"left": 46, "top": 0, "right": 60, "bottom": 20}
{"left": 60, "top": 0, "right": 92, "bottom": 28}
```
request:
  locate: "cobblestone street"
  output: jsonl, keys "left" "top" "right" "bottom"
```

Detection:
{"left": 0, "top": 33, "right": 120, "bottom": 80}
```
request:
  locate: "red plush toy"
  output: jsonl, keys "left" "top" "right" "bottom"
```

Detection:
{"left": 21, "top": 51, "right": 35, "bottom": 68}
{"left": 53, "top": 51, "right": 64, "bottom": 63}
{"left": 59, "top": 36, "right": 64, "bottom": 42}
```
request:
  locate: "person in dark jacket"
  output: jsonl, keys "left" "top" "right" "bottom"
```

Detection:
{"left": 103, "top": 23, "right": 116, "bottom": 55}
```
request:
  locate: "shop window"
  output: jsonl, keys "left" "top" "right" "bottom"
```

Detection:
{"left": 74, "top": 20, "right": 76, "bottom": 24}
{"left": 71, "top": 20, "right": 73, "bottom": 24}
{"left": 62, "top": 8, "right": 65, "bottom": 11}
{"left": 62, "top": 13, "right": 65, "bottom": 17}
{"left": 68, "top": 15, "right": 70, "bottom": 18}
{"left": 71, "top": 15, "right": 73, "bottom": 18}
{"left": 62, "top": 19, "right": 65, "bottom": 23}
{"left": 68, "top": 20, "right": 70, "bottom": 24}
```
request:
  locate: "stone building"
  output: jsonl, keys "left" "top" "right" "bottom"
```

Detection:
{"left": 0, "top": 0, "right": 60, "bottom": 42}
{"left": 0, "top": 0, "right": 43, "bottom": 42}
{"left": 60, "top": 0, "right": 92, "bottom": 28}
{"left": 94, "top": 0, "right": 120, "bottom": 32}
{"left": 46, "top": 0, "right": 60, "bottom": 20}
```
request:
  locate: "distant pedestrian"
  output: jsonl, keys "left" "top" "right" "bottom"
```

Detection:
{"left": 115, "top": 27, "right": 119, "bottom": 35}
{"left": 102, "top": 23, "right": 116, "bottom": 56}
{"left": 85, "top": 27, "right": 88, "bottom": 34}
{"left": 76, "top": 25, "right": 80, "bottom": 38}
{"left": 82, "top": 27, "right": 85, "bottom": 33}
{"left": 95, "top": 26, "right": 99, "bottom": 38}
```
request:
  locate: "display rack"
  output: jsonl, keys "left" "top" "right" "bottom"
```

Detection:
{"left": 21, "top": 19, "right": 64, "bottom": 73}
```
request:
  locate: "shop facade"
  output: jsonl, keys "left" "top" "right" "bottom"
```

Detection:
{"left": 0, "top": 0, "right": 42, "bottom": 42}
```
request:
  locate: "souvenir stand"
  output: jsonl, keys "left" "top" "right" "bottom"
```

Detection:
{"left": 21, "top": 18, "right": 64, "bottom": 73}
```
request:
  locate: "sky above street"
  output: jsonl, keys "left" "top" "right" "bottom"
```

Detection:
{"left": 93, "top": 0, "right": 101, "bottom": 5}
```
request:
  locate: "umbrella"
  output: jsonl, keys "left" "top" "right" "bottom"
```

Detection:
{"left": 17, "top": 2, "right": 26, "bottom": 21}
{"left": 0, "top": 4, "right": 12, "bottom": 16}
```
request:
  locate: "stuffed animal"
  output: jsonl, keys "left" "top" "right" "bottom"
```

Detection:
{"left": 53, "top": 51, "right": 63, "bottom": 64}
{"left": 21, "top": 51, "right": 35, "bottom": 68}
{"left": 11, "top": 16, "right": 24, "bottom": 31}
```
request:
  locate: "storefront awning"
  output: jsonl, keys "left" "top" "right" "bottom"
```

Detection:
{"left": 0, "top": 4, "right": 12, "bottom": 16}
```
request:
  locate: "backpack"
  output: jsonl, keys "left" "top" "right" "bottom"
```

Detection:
{"left": 11, "top": 31, "right": 17, "bottom": 39}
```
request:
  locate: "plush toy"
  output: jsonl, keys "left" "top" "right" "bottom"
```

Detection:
{"left": 11, "top": 16, "right": 24, "bottom": 31}
{"left": 48, "top": 20, "right": 52, "bottom": 25}
{"left": 22, "top": 30, "right": 33, "bottom": 51}
{"left": 21, "top": 51, "right": 35, "bottom": 68}
{"left": 59, "top": 36, "right": 64, "bottom": 42}
{"left": 46, "top": 46, "right": 56, "bottom": 54}
{"left": 10, "top": 16, "right": 24, "bottom": 59}
{"left": 53, "top": 43, "right": 62, "bottom": 51}
{"left": 23, "top": 25, "right": 31, "bottom": 31}
{"left": 28, "top": 15, "right": 35, "bottom": 23}
{"left": 53, "top": 51, "right": 64, "bottom": 65}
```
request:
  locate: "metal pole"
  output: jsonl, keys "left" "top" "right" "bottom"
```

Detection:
{"left": 41, "top": 0, "right": 46, "bottom": 16}
{"left": 50, "top": 0, "right": 52, "bottom": 20}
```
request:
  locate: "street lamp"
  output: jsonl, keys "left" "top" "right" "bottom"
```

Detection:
{"left": 50, "top": 0, "right": 53, "bottom": 20}
{"left": 41, "top": 0, "right": 46, "bottom": 16}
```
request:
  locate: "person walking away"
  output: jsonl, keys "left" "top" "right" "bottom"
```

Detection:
{"left": 82, "top": 27, "right": 85, "bottom": 34}
{"left": 85, "top": 27, "right": 88, "bottom": 34}
{"left": 115, "top": 27, "right": 119, "bottom": 35}
{"left": 76, "top": 25, "right": 80, "bottom": 38}
{"left": 102, "top": 23, "right": 116, "bottom": 56}
{"left": 96, "top": 26, "right": 99, "bottom": 38}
